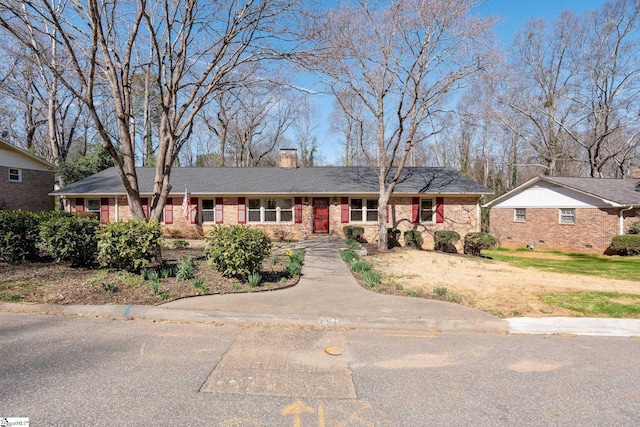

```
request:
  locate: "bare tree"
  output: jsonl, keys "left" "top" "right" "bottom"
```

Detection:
{"left": 299, "top": 0, "right": 497, "bottom": 250}
{"left": 0, "top": 0, "right": 296, "bottom": 220}
{"left": 565, "top": 0, "right": 640, "bottom": 177}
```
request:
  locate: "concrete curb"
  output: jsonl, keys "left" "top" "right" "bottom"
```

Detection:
{"left": 507, "top": 317, "right": 640, "bottom": 337}
{"left": 0, "top": 302, "right": 507, "bottom": 333}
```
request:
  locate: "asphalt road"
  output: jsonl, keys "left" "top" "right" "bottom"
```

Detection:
{"left": 2, "top": 312, "right": 639, "bottom": 426}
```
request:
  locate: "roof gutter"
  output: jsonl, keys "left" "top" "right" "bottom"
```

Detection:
{"left": 620, "top": 205, "right": 635, "bottom": 235}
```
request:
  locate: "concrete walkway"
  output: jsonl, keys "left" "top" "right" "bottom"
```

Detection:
{"left": 160, "top": 236, "right": 507, "bottom": 332}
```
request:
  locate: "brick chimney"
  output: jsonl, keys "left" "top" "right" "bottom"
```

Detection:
{"left": 278, "top": 148, "right": 298, "bottom": 168}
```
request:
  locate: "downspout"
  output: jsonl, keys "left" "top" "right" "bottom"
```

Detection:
{"left": 619, "top": 206, "right": 634, "bottom": 235}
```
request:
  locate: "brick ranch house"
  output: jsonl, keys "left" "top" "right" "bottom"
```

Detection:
{"left": 0, "top": 139, "right": 54, "bottom": 212}
{"left": 485, "top": 175, "right": 640, "bottom": 253}
{"left": 52, "top": 150, "right": 490, "bottom": 249}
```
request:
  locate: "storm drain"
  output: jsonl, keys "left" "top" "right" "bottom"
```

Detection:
{"left": 201, "top": 327, "right": 356, "bottom": 399}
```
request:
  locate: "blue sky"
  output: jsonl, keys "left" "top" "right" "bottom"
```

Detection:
{"left": 315, "top": 0, "right": 609, "bottom": 165}
{"left": 475, "top": 0, "right": 608, "bottom": 45}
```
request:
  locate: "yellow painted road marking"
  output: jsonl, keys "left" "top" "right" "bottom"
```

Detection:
{"left": 282, "top": 400, "right": 315, "bottom": 427}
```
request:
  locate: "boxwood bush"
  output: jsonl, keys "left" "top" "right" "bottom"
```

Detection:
{"left": 404, "top": 230, "right": 423, "bottom": 249}
{"left": 97, "top": 220, "right": 163, "bottom": 271}
{"left": 343, "top": 226, "right": 365, "bottom": 242}
{"left": 434, "top": 230, "right": 460, "bottom": 253}
{"left": 463, "top": 232, "right": 497, "bottom": 256}
{"left": 628, "top": 221, "right": 640, "bottom": 234}
{"left": 205, "top": 225, "right": 272, "bottom": 279}
{"left": 387, "top": 228, "right": 401, "bottom": 249}
{"left": 611, "top": 234, "right": 640, "bottom": 256}
{"left": 40, "top": 216, "right": 100, "bottom": 266}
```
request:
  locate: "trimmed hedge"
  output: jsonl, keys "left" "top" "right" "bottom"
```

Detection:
{"left": 0, "top": 211, "right": 51, "bottom": 264}
{"left": 404, "top": 230, "right": 423, "bottom": 249}
{"left": 40, "top": 216, "right": 100, "bottom": 266}
{"left": 343, "top": 226, "right": 365, "bottom": 242}
{"left": 628, "top": 221, "right": 640, "bottom": 234}
{"left": 463, "top": 232, "right": 496, "bottom": 256}
{"left": 97, "top": 220, "right": 163, "bottom": 271}
{"left": 205, "top": 225, "right": 272, "bottom": 279}
{"left": 434, "top": 230, "right": 460, "bottom": 253}
{"left": 611, "top": 234, "right": 640, "bottom": 256}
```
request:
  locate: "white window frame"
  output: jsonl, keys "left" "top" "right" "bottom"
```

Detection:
{"left": 421, "top": 198, "right": 435, "bottom": 223}
{"left": 86, "top": 199, "right": 101, "bottom": 214}
{"left": 201, "top": 199, "right": 215, "bottom": 223}
{"left": 559, "top": 208, "right": 575, "bottom": 224}
{"left": 350, "top": 198, "right": 378, "bottom": 223}
{"left": 514, "top": 208, "right": 526, "bottom": 222}
{"left": 8, "top": 168, "right": 21, "bottom": 182}
{"left": 247, "top": 198, "right": 294, "bottom": 223}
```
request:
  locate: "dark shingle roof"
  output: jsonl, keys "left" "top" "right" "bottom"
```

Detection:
{"left": 541, "top": 176, "right": 640, "bottom": 206}
{"left": 52, "top": 166, "right": 490, "bottom": 196}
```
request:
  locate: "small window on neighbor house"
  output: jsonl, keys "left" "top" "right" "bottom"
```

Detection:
{"left": 421, "top": 199, "right": 434, "bottom": 222}
{"left": 514, "top": 208, "right": 526, "bottom": 222}
{"left": 8, "top": 168, "right": 21, "bottom": 182}
{"left": 201, "top": 199, "right": 215, "bottom": 222}
{"left": 560, "top": 208, "right": 575, "bottom": 224}
{"left": 87, "top": 199, "right": 100, "bottom": 213}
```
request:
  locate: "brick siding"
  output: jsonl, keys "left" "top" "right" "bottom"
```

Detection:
{"left": 490, "top": 207, "right": 623, "bottom": 253}
{"left": 69, "top": 195, "right": 481, "bottom": 249}
{"left": 0, "top": 166, "right": 54, "bottom": 212}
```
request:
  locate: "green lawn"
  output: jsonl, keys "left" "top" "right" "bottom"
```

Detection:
{"left": 483, "top": 248, "right": 640, "bottom": 282}
{"left": 540, "top": 291, "right": 640, "bottom": 318}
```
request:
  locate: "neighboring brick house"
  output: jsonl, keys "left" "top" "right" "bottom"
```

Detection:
{"left": 485, "top": 175, "right": 640, "bottom": 253}
{"left": 0, "top": 139, "right": 54, "bottom": 212}
{"left": 52, "top": 150, "right": 490, "bottom": 249}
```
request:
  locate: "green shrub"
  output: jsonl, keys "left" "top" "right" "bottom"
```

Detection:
{"left": 341, "top": 249, "right": 359, "bottom": 263}
{"left": 149, "top": 276, "right": 161, "bottom": 295}
{"left": 247, "top": 273, "right": 262, "bottom": 287}
{"left": 434, "top": 286, "right": 448, "bottom": 296}
{"left": 351, "top": 260, "right": 372, "bottom": 273}
{"left": 404, "top": 230, "right": 423, "bottom": 249}
{"left": 0, "top": 210, "right": 42, "bottom": 264}
{"left": 179, "top": 256, "right": 197, "bottom": 267}
{"left": 387, "top": 228, "right": 401, "bottom": 249}
{"left": 286, "top": 259, "right": 302, "bottom": 277}
{"left": 628, "top": 221, "right": 640, "bottom": 234}
{"left": 463, "top": 232, "right": 497, "bottom": 256}
{"left": 289, "top": 249, "right": 305, "bottom": 266}
{"left": 434, "top": 230, "right": 460, "bottom": 253}
{"left": 205, "top": 225, "right": 272, "bottom": 279}
{"left": 343, "top": 226, "right": 365, "bottom": 242}
{"left": 361, "top": 270, "right": 381, "bottom": 287}
{"left": 96, "top": 220, "right": 163, "bottom": 271}
{"left": 611, "top": 234, "right": 640, "bottom": 256}
{"left": 39, "top": 216, "right": 99, "bottom": 266}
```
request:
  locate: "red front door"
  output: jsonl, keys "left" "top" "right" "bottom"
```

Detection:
{"left": 313, "top": 198, "right": 330, "bottom": 233}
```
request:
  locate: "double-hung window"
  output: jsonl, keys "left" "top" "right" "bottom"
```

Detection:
{"left": 514, "top": 208, "right": 526, "bottom": 222}
{"left": 247, "top": 198, "right": 293, "bottom": 223}
{"left": 560, "top": 208, "right": 575, "bottom": 224}
{"left": 421, "top": 199, "right": 434, "bottom": 222}
{"left": 8, "top": 168, "right": 21, "bottom": 182}
{"left": 350, "top": 198, "right": 378, "bottom": 222}
{"left": 201, "top": 199, "right": 215, "bottom": 222}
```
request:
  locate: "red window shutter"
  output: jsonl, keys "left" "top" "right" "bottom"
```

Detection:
{"left": 215, "top": 197, "right": 224, "bottom": 224}
{"left": 75, "top": 197, "right": 85, "bottom": 213}
{"left": 341, "top": 197, "right": 349, "bottom": 223}
{"left": 190, "top": 197, "right": 199, "bottom": 224}
{"left": 141, "top": 197, "right": 149, "bottom": 219}
{"left": 100, "top": 198, "right": 109, "bottom": 224}
{"left": 411, "top": 197, "right": 419, "bottom": 223}
{"left": 237, "top": 197, "right": 246, "bottom": 224}
{"left": 294, "top": 197, "right": 303, "bottom": 224}
{"left": 164, "top": 198, "right": 173, "bottom": 225}
{"left": 436, "top": 197, "right": 444, "bottom": 224}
